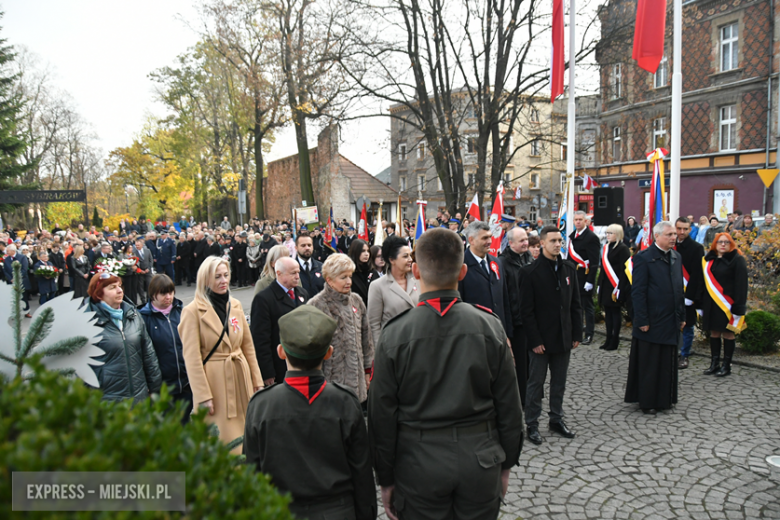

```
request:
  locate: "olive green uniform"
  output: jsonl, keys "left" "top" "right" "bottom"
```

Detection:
{"left": 368, "top": 289, "right": 524, "bottom": 520}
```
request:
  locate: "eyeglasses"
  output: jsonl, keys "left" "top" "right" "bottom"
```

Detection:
{"left": 716, "top": 240, "right": 731, "bottom": 245}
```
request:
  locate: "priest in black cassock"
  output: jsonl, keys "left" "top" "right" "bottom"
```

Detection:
{"left": 625, "top": 221, "right": 685, "bottom": 414}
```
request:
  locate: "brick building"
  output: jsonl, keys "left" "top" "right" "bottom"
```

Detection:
{"left": 264, "top": 125, "right": 398, "bottom": 224}
{"left": 587, "top": 0, "right": 777, "bottom": 220}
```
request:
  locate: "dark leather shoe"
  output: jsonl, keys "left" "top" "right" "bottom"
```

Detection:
{"left": 527, "top": 427, "right": 543, "bottom": 445}
{"left": 549, "top": 421, "right": 575, "bottom": 439}
{"left": 678, "top": 356, "right": 689, "bottom": 369}
{"left": 581, "top": 335, "right": 593, "bottom": 345}
{"left": 642, "top": 408, "right": 657, "bottom": 415}
{"left": 598, "top": 342, "right": 609, "bottom": 350}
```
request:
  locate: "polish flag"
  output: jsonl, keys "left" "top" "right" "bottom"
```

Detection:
{"left": 551, "top": 0, "right": 565, "bottom": 102}
{"left": 632, "top": 0, "right": 668, "bottom": 73}
{"left": 467, "top": 193, "right": 481, "bottom": 221}
{"left": 488, "top": 183, "right": 504, "bottom": 257}
{"left": 581, "top": 174, "right": 597, "bottom": 191}
{"left": 358, "top": 202, "right": 369, "bottom": 241}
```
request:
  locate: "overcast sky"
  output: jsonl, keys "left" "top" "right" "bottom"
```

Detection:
{"left": 2, "top": 0, "right": 391, "bottom": 175}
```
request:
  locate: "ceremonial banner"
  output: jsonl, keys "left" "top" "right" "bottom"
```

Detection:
{"left": 358, "top": 203, "right": 369, "bottom": 241}
{"left": 415, "top": 201, "right": 427, "bottom": 241}
{"left": 467, "top": 192, "right": 482, "bottom": 221}
{"left": 632, "top": 0, "right": 668, "bottom": 73}
{"left": 374, "top": 200, "right": 385, "bottom": 247}
{"left": 558, "top": 180, "right": 570, "bottom": 258}
{"left": 642, "top": 148, "right": 668, "bottom": 250}
{"left": 551, "top": 0, "right": 565, "bottom": 102}
{"left": 325, "top": 207, "right": 338, "bottom": 251}
{"left": 488, "top": 182, "right": 504, "bottom": 257}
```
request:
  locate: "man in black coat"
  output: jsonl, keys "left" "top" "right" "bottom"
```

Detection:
{"left": 250, "top": 257, "right": 309, "bottom": 385}
{"left": 498, "top": 226, "right": 534, "bottom": 406}
{"left": 295, "top": 234, "right": 324, "bottom": 297}
{"left": 233, "top": 232, "right": 249, "bottom": 287}
{"left": 48, "top": 243, "right": 68, "bottom": 296}
{"left": 191, "top": 232, "right": 209, "bottom": 282}
{"left": 568, "top": 211, "right": 600, "bottom": 344}
{"left": 519, "top": 225, "right": 582, "bottom": 445}
{"left": 458, "top": 220, "right": 513, "bottom": 338}
{"left": 145, "top": 232, "right": 160, "bottom": 270}
{"left": 625, "top": 221, "right": 685, "bottom": 414}
{"left": 175, "top": 232, "right": 192, "bottom": 286}
{"left": 258, "top": 232, "right": 278, "bottom": 271}
{"left": 674, "top": 217, "right": 705, "bottom": 369}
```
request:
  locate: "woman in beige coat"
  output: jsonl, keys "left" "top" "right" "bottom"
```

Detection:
{"left": 308, "top": 254, "right": 373, "bottom": 403}
{"left": 179, "top": 256, "right": 263, "bottom": 454}
{"left": 366, "top": 235, "right": 420, "bottom": 347}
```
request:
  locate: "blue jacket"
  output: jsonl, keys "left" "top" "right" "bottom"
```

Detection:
{"left": 139, "top": 298, "right": 189, "bottom": 395}
{"left": 4, "top": 253, "right": 31, "bottom": 290}
{"left": 33, "top": 260, "right": 57, "bottom": 295}
{"left": 157, "top": 238, "right": 176, "bottom": 265}
{"left": 145, "top": 239, "right": 160, "bottom": 264}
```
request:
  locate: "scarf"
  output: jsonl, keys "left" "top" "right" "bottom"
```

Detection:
{"left": 100, "top": 301, "right": 124, "bottom": 330}
{"left": 152, "top": 303, "right": 173, "bottom": 316}
{"left": 207, "top": 289, "right": 230, "bottom": 325}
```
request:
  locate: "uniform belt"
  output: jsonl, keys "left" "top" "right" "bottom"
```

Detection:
{"left": 399, "top": 420, "right": 497, "bottom": 439}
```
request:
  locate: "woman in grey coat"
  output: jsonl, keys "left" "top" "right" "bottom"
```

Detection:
{"left": 308, "top": 253, "right": 373, "bottom": 403}
{"left": 86, "top": 272, "right": 162, "bottom": 401}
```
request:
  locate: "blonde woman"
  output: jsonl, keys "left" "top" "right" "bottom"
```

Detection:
{"left": 308, "top": 254, "right": 373, "bottom": 403}
{"left": 596, "top": 224, "right": 631, "bottom": 351}
{"left": 179, "top": 256, "right": 263, "bottom": 453}
{"left": 254, "top": 244, "right": 297, "bottom": 295}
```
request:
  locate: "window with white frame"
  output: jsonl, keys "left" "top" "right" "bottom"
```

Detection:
{"left": 418, "top": 174, "right": 426, "bottom": 192}
{"left": 530, "top": 173, "right": 540, "bottom": 189}
{"left": 530, "top": 107, "right": 540, "bottom": 122}
{"left": 721, "top": 23, "right": 738, "bottom": 72}
{"left": 561, "top": 144, "right": 567, "bottom": 161}
{"left": 467, "top": 137, "right": 477, "bottom": 154}
{"left": 653, "top": 117, "right": 667, "bottom": 149}
{"left": 654, "top": 57, "right": 668, "bottom": 88}
{"left": 468, "top": 173, "right": 476, "bottom": 187}
{"left": 529, "top": 205, "right": 537, "bottom": 222}
{"left": 612, "top": 126, "right": 621, "bottom": 161}
{"left": 719, "top": 105, "right": 737, "bottom": 151}
{"left": 399, "top": 142, "right": 407, "bottom": 160}
{"left": 503, "top": 172, "right": 511, "bottom": 187}
{"left": 560, "top": 173, "right": 567, "bottom": 192}
{"left": 399, "top": 175, "right": 407, "bottom": 192}
{"left": 530, "top": 139, "right": 540, "bottom": 156}
{"left": 417, "top": 142, "right": 425, "bottom": 159}
{"left": 611, "top": 64, "right": 622, "bottom": 99}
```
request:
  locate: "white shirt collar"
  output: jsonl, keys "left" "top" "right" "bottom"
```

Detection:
{"left": 469, "top": 248, "right": 486, "bottom": 264}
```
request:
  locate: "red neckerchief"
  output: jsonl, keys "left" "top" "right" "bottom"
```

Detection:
{"left": 416, "top": 296, "right": 460, "bottom": 317}
{"left": 284, "top": 374, "right": 327, "bottom": 404}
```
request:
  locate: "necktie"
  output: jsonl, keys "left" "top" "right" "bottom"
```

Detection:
{"left": 304, "top": 262, "right": 310, "bottom": 273}
{"left": 287, "top": 288, "right": 295, "bottom": 300}
{"left": 481, "top": 259, "right": 489, "bottom": 277}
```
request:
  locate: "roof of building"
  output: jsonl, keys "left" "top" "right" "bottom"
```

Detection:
{"left": 375, "top": 166, "right": 391, "bottom": 184}
{"left": 339, "top": 156, "right": 398, "bottom": 203}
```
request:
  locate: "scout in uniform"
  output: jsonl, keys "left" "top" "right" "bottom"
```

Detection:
{"left": 243, "top": 306, "right": 377, "bottom": 520}
{"left": 369, "top": 228, "right": 524, "bottom": 520}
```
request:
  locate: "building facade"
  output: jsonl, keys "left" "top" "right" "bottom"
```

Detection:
{"left": 587, "top": 0, "right": 778, "bottom": 221}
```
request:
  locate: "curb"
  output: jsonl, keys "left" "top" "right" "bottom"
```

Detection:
{"left": 592, "top": 329, "right": 780, "bottom": 374}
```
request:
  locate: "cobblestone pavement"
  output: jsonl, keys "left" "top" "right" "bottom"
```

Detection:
{"left": 377, "top": 339, "right": 780, "bottom": 520}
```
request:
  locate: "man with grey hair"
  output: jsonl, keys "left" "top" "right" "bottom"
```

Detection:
{"left": 568, "top": 210, "right": 600, "bottom": 344}
{"left": 625, "top": 221, "right": 685, "bottom": 415}
{"left": 251, "top": 256, "right": 309, "bottom": 386}
{"left": 759, "top": 213, "right": 775, "bottom": 232}
{"left": 459, "top": 220, "right": 513, "bottom": 339}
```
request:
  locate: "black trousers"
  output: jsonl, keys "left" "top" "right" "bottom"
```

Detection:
{"left": 604, "top": 306, "right": 622, "bottom": 346}
{"left": 526, "top": 350, "right": 571, "bottom": 428}
{"left": 289, "top": 494, "right": 357, "bottom": 520}
{"left": 122, "top": 275, "right": 138, "bottom": 306}
{"left": 577, "top": 267, "right": 595, "bottom": 336}
{"left": 510, "top": 330, "right": 528, "bottom": 408}
{"left": 236, "top": 261, "right": 249, "bottom": 286}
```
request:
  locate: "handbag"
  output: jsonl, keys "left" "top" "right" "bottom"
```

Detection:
{"left": 203, "top": 301, "right": 231, "bottom": 365}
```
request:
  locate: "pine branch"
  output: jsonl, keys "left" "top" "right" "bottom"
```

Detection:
{"left": 19, "top": 307, "right": 54, "bottom": 361}
{"left": 12, "top": 261, "right": 23, "bottom": 359}
{"left": 225, "top": 435, "right": 244, "bottom": 452}
{"left": 35, "top": 336, "right": 89, "bottom": 358}
{"left": 53, "top": 368, "right": 77, "bottom": 377}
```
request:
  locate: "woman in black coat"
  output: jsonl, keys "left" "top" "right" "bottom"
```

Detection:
{"left": 701, "top": 232, "right": 748, "bottom": 377}
{"left": 69, "top": 244, "right": 91, "bottom": 299}
{"left": 597, "top": 224, "right": 632, "bottom": 351}
{"left": 348, "top": 239, "right": 379, "bottom": 307}
{"left": 624, "top": 216, "right": 641, "bottom": 247}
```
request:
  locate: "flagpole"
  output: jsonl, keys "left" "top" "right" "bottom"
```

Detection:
{"left": 669, "top": 0, "right": 682, "bottom": 222}
{"left": 566, "top": 0, "right": 576, "bottom": 234}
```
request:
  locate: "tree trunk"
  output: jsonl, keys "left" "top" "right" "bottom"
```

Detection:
{"left": 294, "top": 113, "right": 314, "bottom": 205}
{"left": 254, "top": 126, "right": 265, "bottom": 219}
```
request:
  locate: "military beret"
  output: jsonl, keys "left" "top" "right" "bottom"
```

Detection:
{"left": 279, "top": 306, "right": 338, "bottom": 360}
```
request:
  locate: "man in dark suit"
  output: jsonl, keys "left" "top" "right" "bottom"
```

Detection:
{"left": 157, "top": 230, "right": 176, "bottom": 281}
{"left": 93, "top": 242, "right": 115, "bottom": 268}
{"left": 674, "top": 217, "right": 705, "bottom": 369}
{"left": 568, "top": 211, "right": 600, "bottom": 344}
{"left": 625, "top": 221, "right": 685, "bottom": 414}
{"left": 250, "top": 257, "right": 309, "bottom": 385}
{"left": 520, "top": 225, "right": 582, "bottom": 445}
{"left": 458, "top": 220, "right": 513, "bottom": 338}
{"left": 175, "top": 232, "right": 191, "bottom": 286}
{"left": 208, "top": 236, "right": 222, "bottom": 257}
{"left": 145, "top": 232, "right": 160, "bottom": 271}
{"left": 191, "top": 231, "right": 209, "bottom": 282}
{"left": 295, "top": 234, "right": 324, "bottom": 297}
{"left": 133, "top": 237, "right": 154, "bottom": 304}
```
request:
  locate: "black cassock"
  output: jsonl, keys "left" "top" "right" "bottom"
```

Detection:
{"left": 624, "top": 244, "right": 685, "bottom": 411}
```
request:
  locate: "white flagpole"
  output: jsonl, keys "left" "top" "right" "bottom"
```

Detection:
{"left": 669, "top": 0, "right": 682, "bottom": 221}
{"left": 566, "top": 0, "right": 576, "bottom": 235}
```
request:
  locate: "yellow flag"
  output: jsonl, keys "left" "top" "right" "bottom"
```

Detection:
{"left": 757, "top": 169, "right": 780, "bottom": 188}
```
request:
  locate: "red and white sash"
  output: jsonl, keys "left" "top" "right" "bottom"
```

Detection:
{"left": 702, "top": 258, "right": 747, "bottom": 333}
{"left": 602, "top": 245, "right": 620, "bottom": 301}
{"left": 568, "top": 241, "right": 589, "bottom": 272}
{"left": 673, "top": 245, "right": 690, "bottom": 293}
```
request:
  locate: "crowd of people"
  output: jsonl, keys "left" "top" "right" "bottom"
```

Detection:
{"left": 1, "top": 206, "right": 762, "bottom": 520}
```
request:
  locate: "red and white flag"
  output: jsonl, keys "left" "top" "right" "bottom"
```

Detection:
{"left": 581, "top": 174, "right": 597, "bottom": 191}
{"left": 358, "top": 202, "right": 369, "bottom": 241}
{"left": 551, "top": 0, "right": 565, "bottom": 102}
{"left": 467, "top": 192, "right": 481, "bottom": 221}
{"left": 632, "top": 0, "right": 668, "bottom": 73}
{"left": 488, "top": 183, "right": 504, "bottom": 257}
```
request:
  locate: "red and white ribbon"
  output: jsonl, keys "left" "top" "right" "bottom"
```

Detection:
{"left": 568, "top": 242, "right": 589, "bottom": 272}
{"left": 702, "top": 258, "right": 746, "bottom": 333}
{"left": 601, "top": 245, "right": 620, "bottom": 301}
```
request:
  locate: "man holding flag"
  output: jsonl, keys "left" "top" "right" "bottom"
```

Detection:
{"left": 569, "top": 211, "right": 601, "bottom": 345}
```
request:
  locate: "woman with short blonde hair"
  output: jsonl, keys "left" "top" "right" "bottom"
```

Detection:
{"left": 596, "top": 223, "right": 631, "bottom": 351}
{"left": 179, "top": 256, "right": 263, "bottom": 453}
{"left": 254, "top": 244, "right": 292, "bottom": 295}
{"left": 308, "top": 253, "right": 374, "bottom": 403}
